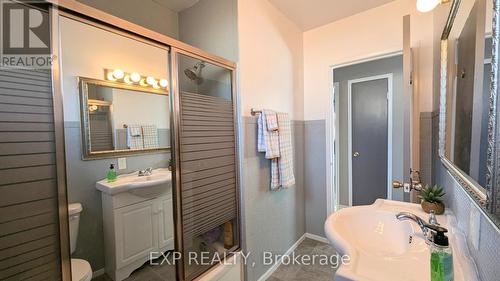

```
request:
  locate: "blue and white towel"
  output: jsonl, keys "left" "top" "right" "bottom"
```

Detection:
{"left": 142, "top": 124, "right": 159, "bottom": 149}
{"left": 257, "top": 110, "right": 295, "bottom": 190}
{"left": 127, "top": 124, "right": 143, "bottom": 149}
{"left": 276, "top": 112, "right": 295, "bottom": 188}
{"left": 257, "top": 110, "right": 280, "bottom": 159}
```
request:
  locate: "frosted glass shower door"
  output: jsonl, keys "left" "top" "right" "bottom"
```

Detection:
{"left": 171, "top": 50, "right": 240, "bottom": 281}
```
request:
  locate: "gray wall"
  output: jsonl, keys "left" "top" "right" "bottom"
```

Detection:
{"left": 75, "top": 0, "right": 179, "bottom": 39}
{"left": 304, "top": 120, "right": 327, "bottom": 236}
{"left": 242, "top": 117, "right": 305, "bottom": 281}
{"left": 436, "top": 146, "right": 500, "bottom": 281}
{"left": 420, "top": 112, "right": 438, "bottom": 187}
{"left": 64, "top": 121, "right": 170, "bottom": 271}
{"left": 179, "top": 0, "right": 239, "bottom": 62}
{"left": 333, "top": 55, "right": 405, "bottom": 205}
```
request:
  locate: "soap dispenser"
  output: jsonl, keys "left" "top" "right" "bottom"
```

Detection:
{"left": 430, "top": 228, "right": 454, "bottom": 281}
{"left": 107, "top": 164, "right": 117, "bottom": 182}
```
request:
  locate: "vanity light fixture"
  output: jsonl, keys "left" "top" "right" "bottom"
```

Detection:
{"left": 105, "top": 69, "right": 169, "bottom": 91}
{"left": 159, "top": 78, "right": 169, "bottom": 88}
{"left": 416, "top": 0, "right": 450, "bottom": 13}
{"left": 130, "top": 72, "right": 141, "bottom": 83}
{"left": 146, "top": 76, "right": 156, "bottom": 86}
{"left": 113, "top": 69, "right": 124, "bottom": 79}
{"left": 88, "top": 104, "right": 98, "bottom": 112}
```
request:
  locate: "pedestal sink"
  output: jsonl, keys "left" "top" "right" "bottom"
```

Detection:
{"left": 324, "top": 199, "right": 479, "bottom": 281}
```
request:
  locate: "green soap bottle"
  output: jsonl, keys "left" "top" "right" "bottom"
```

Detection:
{"left": 107, "top": 164, "right": 117, "bottom": 182}
{"left": 430, "top": 229, "right": 454, "bottom": 281}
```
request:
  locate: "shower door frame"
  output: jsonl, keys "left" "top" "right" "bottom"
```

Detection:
{"left": 170, "top": 47, "right": 241, "bottom": 281}
{"left": 47, "top": 1, "right": 239, "bottom": 280}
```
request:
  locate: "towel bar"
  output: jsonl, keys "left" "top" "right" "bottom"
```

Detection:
{"left": 250, "top": 108, "right": 262, "bottom": 116}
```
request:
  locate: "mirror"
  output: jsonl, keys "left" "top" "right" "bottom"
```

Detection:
{"left": 79, "top": 78, "right": 171, "bottom": 159}
{"left": 60, "top": 15, "right": 176, "bottom": 281}
{"left": 440, "top": 0, "right": 500, "bottom": 224}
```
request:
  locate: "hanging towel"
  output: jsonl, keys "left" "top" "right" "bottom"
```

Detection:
{"left": 127, "top": 124, "right": 144, "bottom": 149}
{"left": 142, "top": 124, "right": 159, "bottom": 149}
{"left": 257, "top": 110, "right": 280, "bottom": 159}
{"left": 276, "top": 112, "right": 295, "bottom": 188}
{"left": 266, "top": 112, "right": 279, "bottom": 132}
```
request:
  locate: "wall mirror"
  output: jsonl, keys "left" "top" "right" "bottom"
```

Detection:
{"left": 439, "top": 0, "right": 500, "bottom": 226}
{"left": 79, "top": 77, "right": 171, "bottom": 159}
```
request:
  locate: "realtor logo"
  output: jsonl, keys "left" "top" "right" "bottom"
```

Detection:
{"left": 0, "top": 0, "right": 52, "bottom": 69}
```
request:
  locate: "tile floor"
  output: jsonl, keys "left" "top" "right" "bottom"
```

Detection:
{"left": 93, "top": 238, "right": 337, "bottom": 281}
{"left": 92, "top": 255, "right": 176, "bottom": 281}
{"left": 267, "top": 238, "right": 338, "bottom": 281}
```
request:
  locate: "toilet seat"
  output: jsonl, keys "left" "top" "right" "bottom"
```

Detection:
{"left": 71, "top": 259, "right": 92, "bottom": 281}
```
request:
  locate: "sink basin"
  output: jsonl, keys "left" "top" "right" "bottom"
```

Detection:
{"left": 324, "top": 199, "right": 478, "bottom": 281}
{"left": 96, "top": 168, "right": 172, "bottom": 195}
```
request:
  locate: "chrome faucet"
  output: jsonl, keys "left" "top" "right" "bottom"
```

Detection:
{"left": 138, "top": 167, "right": 153, "bottom": 176}
{"left": 396, "top": 212, "right": 447, "bottom": 242}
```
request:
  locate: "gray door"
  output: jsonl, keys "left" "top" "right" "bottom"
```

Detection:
{"left": 351, "top": 78, "right": 388, "bottom": 206}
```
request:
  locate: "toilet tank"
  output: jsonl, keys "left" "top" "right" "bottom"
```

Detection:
{"left": 68, "top": 203, "right": 83, "bottom": 254}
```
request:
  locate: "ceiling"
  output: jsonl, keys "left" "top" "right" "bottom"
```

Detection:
{"left": 269, "top": 0, "right": 397, "bottom": 31}
{"left": 152, "top": 0, "right": 200, "bottom": 12}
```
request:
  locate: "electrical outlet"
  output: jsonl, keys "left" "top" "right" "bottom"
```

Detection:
{"left": 469, "top": 204, "right": 481, "bottom": 250}
{"left": 117, "top": 158, "right": 127, "bottom": 170}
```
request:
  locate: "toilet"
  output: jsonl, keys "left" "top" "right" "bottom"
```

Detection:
{"left": 68, "top": 203, "right": 93, "bottom": 281}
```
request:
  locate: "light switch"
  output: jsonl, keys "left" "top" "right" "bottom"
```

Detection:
{"left": 118, "top": 158, "right": 127, "bottom": 170}
{"left": 469, "top": 204, "right": 481, "bottom": 250}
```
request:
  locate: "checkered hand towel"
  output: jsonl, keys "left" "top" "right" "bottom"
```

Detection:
{"left": 276, "top": 112, "right": 295, "bottom": 188}
{"left": 127, "top": 124, "right": 144, "bottom": 150}
{"left": 257, "top": 110, "right": 280, "bottom": 159}
{"left": 142, "top": 124, "right": 159, "bottom": 149}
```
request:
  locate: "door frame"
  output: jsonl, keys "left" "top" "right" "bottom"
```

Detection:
{"left": 347, "top": 73, "right": 393, "bottom": 206}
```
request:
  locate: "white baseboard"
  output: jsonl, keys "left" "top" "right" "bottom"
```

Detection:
{"left": 256, "top": 232, "right": 332, "bottom": 281}
{"left": 304, "top": 233, "right": 329, "bottom": 244}
{"left": 93, "top": 268, "right": 105, "bottom": 278}
{"left": 256, "top": 234, "right": 306, "bottom": 281}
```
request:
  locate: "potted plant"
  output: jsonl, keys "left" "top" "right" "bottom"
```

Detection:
{"left": 419, "top": 185, "right": 446, "bottom": 215}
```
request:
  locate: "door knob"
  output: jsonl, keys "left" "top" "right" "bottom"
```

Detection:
{"left": 392, "top": 180, "right": 404, "bottom": 189}
{"left": 353, "top": 152, "right": 360, "bottom": 157}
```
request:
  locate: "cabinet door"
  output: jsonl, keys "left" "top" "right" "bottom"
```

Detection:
{"left": 114, "top": 200, "right": 158, "bottom": 268}
{"left": 158, "top": 196, "right": 174, "bottom": 251}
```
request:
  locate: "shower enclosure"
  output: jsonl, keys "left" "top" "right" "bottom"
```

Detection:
{"left": 171, "top": 49, "right": 240, "bottom": 280}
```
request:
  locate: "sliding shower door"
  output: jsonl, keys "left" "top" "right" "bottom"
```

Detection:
{"left": 171, "top": 50, "right": 239, "bottom": 280}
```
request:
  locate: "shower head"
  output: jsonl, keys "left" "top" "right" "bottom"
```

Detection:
{"left": 184, "top": 61, "right": 205, "bottom": 84}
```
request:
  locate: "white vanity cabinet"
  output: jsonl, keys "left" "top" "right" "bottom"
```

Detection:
{"left": 97, "top": 169, "right": 174, "bottom": 281}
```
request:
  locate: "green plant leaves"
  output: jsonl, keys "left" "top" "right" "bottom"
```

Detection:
{"left": 419, "top": 185, "right": 446, "bottom": 204}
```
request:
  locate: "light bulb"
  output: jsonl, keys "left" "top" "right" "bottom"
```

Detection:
{"left": 113, "top": 69, "right": 124, "bottom": 79}
{"left": 130, "top": 72, "right": 141, "bottom": 82}
{"left": 146, "top": 76, "right": 156, "bottom": 85}
{"left": 416, "top": 0, "right": 441, "bottom": 12}
{"left": 152, "top": 80, "right": 160, "bottom": 89}
{"left": 106, "top": 72, "right": 116, "bottom": 81}
{"left": 159, "top": 78, "right": 169, "bottom": 88}
{"left": 124, "top": 75, "right": 133, "bottom": 84}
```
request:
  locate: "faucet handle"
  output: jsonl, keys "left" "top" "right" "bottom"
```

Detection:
{"left": 426, "top": 223, "right": 448, "bottom": 234}
{"left": 428, "top": 210, "right": 439, "bottom": 225}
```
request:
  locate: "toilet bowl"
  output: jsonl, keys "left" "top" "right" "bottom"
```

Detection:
{"left": 71, "top": 259, "right": 92, "bottom": 281}
{"left": 68, "top": 203, "right": 93, "bottom": 281}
